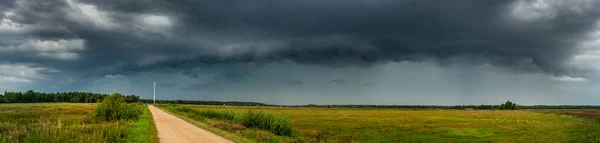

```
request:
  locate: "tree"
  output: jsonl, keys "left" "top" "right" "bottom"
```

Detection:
{"left": 23, "top": 90, "right": 35, "bottom": 103}
{"left": 498, "top": 100, "right": 519, "bottom": 110}
{"left": 4, "top": 92, "right": 16, "bottom": 103}
{"left": 125, "top": 95, "right": 140, "bottom": 103}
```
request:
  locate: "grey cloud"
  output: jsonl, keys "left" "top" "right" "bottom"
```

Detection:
{"left": 1, "top": 0, "right": 600, "bottom": 104}
{"left": 213, "top": 71, "right": 253, "bottom": 82}
{"left": 2, "top": 0, "right": 599, "bottom": 79}
{"left": 180, "top": 70, "right": 254, "bottom": 91}
{"left": 363, "top": 82, "right": 375, "bottom": 86}
{"left": 284, "top": 80, "right": 304, "bottom": 85}
{"left": 159, "top": 83, "right": 178, "bottom": 88}
{"left": 329, "top": 79, "right": 346, "bottom": 84}
{"left": 181, "top": 82, "right": 219, "bottom": 91}
{"left": 118, "top": 0, "right": 600, "bottom": 77}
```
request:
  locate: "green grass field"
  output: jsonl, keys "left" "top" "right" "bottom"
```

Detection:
{"left": 159, "top": 105, "right": 600, "bottom": 143}
{"left": 0, "top": 103, "right": 158, "bottom": 143}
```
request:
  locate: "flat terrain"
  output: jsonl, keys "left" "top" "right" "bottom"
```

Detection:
{"left": 167, "top": 105, "right": 600, "bottom": 142}
{"left": 149, "top": 105, "right": 232, "bottom": 143}
{"left": 534, "top": 109, "right": 600, "bottom": 119}
{"left": 0, "top": 103, "right": 157, "bottom": 143}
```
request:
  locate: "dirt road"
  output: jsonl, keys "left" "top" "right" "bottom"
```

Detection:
{"left": 148, "top": 105, "right": 233, "bottom": 143}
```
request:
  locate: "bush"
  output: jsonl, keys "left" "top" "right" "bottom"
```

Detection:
{"left": 236, "top": 110, "right": 292, "bottom": 136}
{"left": 94, "top": 93, "right": 142, "bottom": 121}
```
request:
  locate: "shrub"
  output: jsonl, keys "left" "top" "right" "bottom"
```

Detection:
{"left": 236, "top": 110, "right": 292, "bottom": 136}
{"left": 94, "top": 93, "right": 142, "bottom": 121}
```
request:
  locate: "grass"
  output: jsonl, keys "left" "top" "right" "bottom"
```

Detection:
{"left": 0, "top": 103, "right": 158, "bottom": 143}
{"left": 236, "top": 110, "right": 292, "bottom": 136}
{"left": 172, "top": 105, "right": 292, "bottom": 136}
{"left": 125, "top": 105, "right": 159, "bottom": 143}
{"left": 159, "top": 105, "right": 600, "bottom": 143}
{"left": 158, "top": 104, "right": 295, "bottom": 143}
{"left": 533, "top": 109, "right": 600, "bottom": 119}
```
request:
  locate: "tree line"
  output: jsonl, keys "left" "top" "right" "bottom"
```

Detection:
{"left": 3, "top": 92, "right": 596, "bottom": 110}
{"left": 0, "top": 90, "right": 139, "bottom": 103}
{"left": 141, "top": 99, "right": 600, "bottom": 109}
{"left": 286, "top": 104, "right": 600, "bottom": 110}
{"left": 140, "top": 99, "right": 268, "bottom": 106}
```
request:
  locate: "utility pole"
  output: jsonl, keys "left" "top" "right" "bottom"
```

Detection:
{"left": 153, "top": 81, "right": 156, "bottom": 104}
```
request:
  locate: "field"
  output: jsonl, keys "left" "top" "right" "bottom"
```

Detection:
{"left": 158, "top": 105, "right": 600, "bottom": 143}
{"left": 0, "top": 103, "right": 157, "bottom": 143}
{"left": 534, "top": 109, "right": 600, "bottom": 119}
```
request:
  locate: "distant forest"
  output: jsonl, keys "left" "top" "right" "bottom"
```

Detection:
{"left": 0, "top": 90, "right": 139, "bottom": 103}
{"left": 141, "top": 99, "right": 600, "bottom": 109}
{"left": 140, "top": 99, "right": 268, "bottom": 106}
{"left": 1, "top": 91, "right": 598, "bottom": 109}
{"left": 284, "top": 104, "right": 600, "bottom": 110}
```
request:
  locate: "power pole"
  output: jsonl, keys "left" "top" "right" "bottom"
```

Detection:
{"left": 153, "top": 81, "right": 156, "bottom": 104}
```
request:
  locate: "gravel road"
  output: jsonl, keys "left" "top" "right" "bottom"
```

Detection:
{"left": 149, "top": 105, "right": 233, "bottom": 143}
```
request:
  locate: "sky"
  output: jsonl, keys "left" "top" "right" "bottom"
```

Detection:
{"left": 1, "top": 0, "right": 600, "bottom": 105}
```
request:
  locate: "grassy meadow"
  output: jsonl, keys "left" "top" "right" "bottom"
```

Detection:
{"left": 158, "top": 104, "right": 600, "bottom": 143}
{"left": 0, "top": 103, "right": 158, "bottom": 143}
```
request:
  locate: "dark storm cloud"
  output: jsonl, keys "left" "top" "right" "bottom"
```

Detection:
{"left": 158, "top": 83, "right": 177, "bottom": 88}
{"left": 0, "top": 0, "right": 14, "bottom": 12}
{"left": 363, "top": 82, "right": 375, "bottom": 86}
{"left": 284, "top": 80, "right": 304, "bottom": 86}
{"left": 1, "top": 0, "right": 600, "bottom": 80}
{"left": 329, "top": 79, "right": 346, "bottom": 84}
{"left": 213, "top": 71, "right": 254, "bottom": 82}
{"left": 132, "top": 0, "right": 598, "bottom": 76}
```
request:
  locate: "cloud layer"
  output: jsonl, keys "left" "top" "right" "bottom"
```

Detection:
{"left": 1, "top": 0, "right": 600, "bottom": 104}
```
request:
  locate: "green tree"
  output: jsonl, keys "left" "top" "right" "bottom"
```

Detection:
{"left": 125, "top": 95, "right": 140, "bottom": 103}
{"left": 498, "top": 100, "right": 519, "bottom": 110}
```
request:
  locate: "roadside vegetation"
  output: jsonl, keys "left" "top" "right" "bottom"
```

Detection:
{"left": 170, "top": 106, "right": 292, "bottom": 136}
{"left": 157, "top": 104, "right": 296, "bottom": 142}
{"left": 125, "top": 105, "right": 159, "bottom": 143}
{"left": 158, "top": 104, "right": 600, "bottom": 143}
{"left": 0, "top": 93, "right": 157, "bottom": 143}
